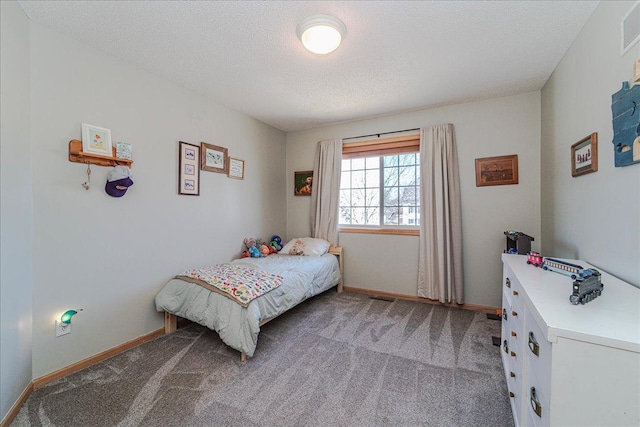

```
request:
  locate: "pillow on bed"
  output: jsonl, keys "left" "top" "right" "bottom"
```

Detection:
{"left": 280, "top": 237, "right": 330, "bottom": 256}
{"left": 302, "top": 237, "right": 331, "bottom": 256}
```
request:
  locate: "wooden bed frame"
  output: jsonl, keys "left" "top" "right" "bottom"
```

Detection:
{"left": 163, "top": 247, "right": 343, "bottom": 362}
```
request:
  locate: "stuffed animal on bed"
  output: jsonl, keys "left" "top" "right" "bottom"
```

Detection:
{"left": 260, "top": 242, "right": 271, "bottom": 256}
{"left": 269, "top": 235, "right": 283, "bottom": 252}
{"left": 243, "top": 237, "right": 262, "bottom": 258}
{"left": 287, "top": 239, "right": 306, "bottom": 255}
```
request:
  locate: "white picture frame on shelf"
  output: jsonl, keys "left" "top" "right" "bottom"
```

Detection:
{"left": 81, "top": 123, "right": 112, "bottom": 156}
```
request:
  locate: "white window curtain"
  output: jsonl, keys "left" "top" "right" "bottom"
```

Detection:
{"left": 310, "top": 139, "right": 343, "bottom": 246}
{"left": 417, "top": 124, "right": 464, "bottom": 304}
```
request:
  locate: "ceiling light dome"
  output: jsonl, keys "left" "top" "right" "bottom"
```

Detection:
{"left": 297, "top": 14, "right": 346, "bottom": 55}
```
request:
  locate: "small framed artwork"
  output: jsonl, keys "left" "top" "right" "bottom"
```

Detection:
{"left": 475, "top": 154, "right": 518, "bottom": 187}
{"left": 571, "top": 133, "right": 598, "bottom": 177}
{"left": 115, "top": 141, "right": 132, "bottom": 160}
{"left": 200, "top": 142, "right": 228, "bottom": 174}
{"left": 81, "top": 123, "right": 112, "bottom": 156}
{"left": 179, "top": 141, "right": 200, "bottom": 195}
{"left": 294, "top": 170, "right": 313, "bottom": 196}
{"left": 228, "top": 157, "right": 245, "bottom": 180}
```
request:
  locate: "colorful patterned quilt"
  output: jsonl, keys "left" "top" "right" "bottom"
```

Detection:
{"left": 157, "top": 254, "right": 341, "bottom": 357}
{"left": 176, "top": 264, "right": 284, "bottom": 307}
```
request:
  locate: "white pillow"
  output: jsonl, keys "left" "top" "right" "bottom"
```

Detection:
{"left": 280, "top": 237, "right": 330, "bottom": 256}
{"left": 302, "top": 237, "right": 330, "bottom": 256}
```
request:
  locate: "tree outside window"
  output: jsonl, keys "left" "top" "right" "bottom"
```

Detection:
{"left": 339, "top": 152, "right": 420, "bottom": 227}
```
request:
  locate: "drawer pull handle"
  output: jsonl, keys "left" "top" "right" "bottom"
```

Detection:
{"left": 506, "top": 278, "right": 511, "bottom": 288}
{"left": 528, "top": 331, "right": 540, "bottom": 356}
{"left": 511, "top": 331, "right": 517, "bottom": 337}
{"left": 509, "top": 391, "right": 515, "bottom": 398}
{"left": 513, "top": 290, "right": 519, "bottom": 296}
{"left": 502, "top": 309, "right": 508, "bottom": 321}
{"left": 510, "top": 351, "right": 516, "bottom": 357}
{"left": 512, "top": 310, "right": 518, "bottom": 317}
{"left": 503, "top": 340, "right": 509, "bottom": 354}
{"left": 530, "top": 387, "right": 542, "bottom": 418}
{"left": 510, "top": 371, "right": 516, "bottom": 378}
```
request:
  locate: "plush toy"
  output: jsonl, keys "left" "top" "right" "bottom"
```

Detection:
{"left": 260, "top": 242, "right": 270, "bottom": 256}
{"left": 241, "top": 250, "right": 250, "bottom": 258}
{"left": 287, "top": 239, "right": 305, "bottom": 255}
{"left": 269, "top": 235, "right": 283, "bottom": 252}
{"left": 243, "top": 237, "right": 262, "bottom": 258}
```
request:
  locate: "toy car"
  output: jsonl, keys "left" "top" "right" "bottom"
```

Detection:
{"left": 542, "top": 257, "right": 585, "bottom": 280}
{"left": 526, "top": 251, "right": 544, "bottom": 267}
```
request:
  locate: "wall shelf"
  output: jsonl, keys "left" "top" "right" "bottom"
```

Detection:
{"left": 68, "top": 139, "right": 132, "bottom": 168}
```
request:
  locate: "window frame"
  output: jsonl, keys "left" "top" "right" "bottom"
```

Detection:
{"left": 339, "top": 133, "right": 421, "bottom": 236}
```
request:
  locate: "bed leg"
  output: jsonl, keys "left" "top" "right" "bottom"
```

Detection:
{"left": 240, "top": 352, "right": 248, "bottom": 362}
{"left": 165, "top": 312, "right": 177, "bottom": 334}
{"left": 337, "top": 283, "right": 343, "bottom": 293}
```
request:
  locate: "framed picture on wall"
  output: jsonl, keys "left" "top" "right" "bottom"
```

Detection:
{"left": 475, "top": 154, "right": 519, "bottom": 186}
{"left": 179, "top": 141, "right": 200, "bottom": 195}
{"left": 81, "top": 123, "right": 112, "bottom": 156}
{"left": 571, "top": 133, "right": 598, "bottom": 177}
{"left": 200, "top": 142, "right": 229, "bottom": 174}
{"left": 294, "top": 170, "right": 313, "bottom": 196}
{"left": 228, "top": 157, "right": 245, "bottom": 180}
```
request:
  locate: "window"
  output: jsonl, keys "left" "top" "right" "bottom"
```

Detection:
{"left": 339, "top": 135, "right": 420, "bottom": 229}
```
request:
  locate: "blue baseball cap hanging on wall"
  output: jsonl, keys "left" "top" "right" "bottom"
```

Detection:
{"left": 105, "top": 165, "right": 133, "bottom": 197}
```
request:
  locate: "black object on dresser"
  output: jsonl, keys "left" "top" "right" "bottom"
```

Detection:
{"left": 503, "top": 230, "right": 534, "bottom": 254}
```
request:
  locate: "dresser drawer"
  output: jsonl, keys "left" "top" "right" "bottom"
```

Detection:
{"left": 502, "top": 276, "right": 524, "bottom": 332}
{"left": 507, "top": 281, "right": 526, "bottom": 324}
{"left": 503, "top": 274, "right": 514, "bottom": 308}
{"left": 501, "top": 330, "right": 522, "bottom": 385}
{"left": 504, "top": 336, "right": 522, "bottom": 374}
{"left": 503, "top": 264, "right": 523, "bottom": 303}
{"left": 506, "top": 373, "right": 522, "bottom": 425}
{"left": 525, "top": 369, "right": 550, "bottom": 427}
{"left": 508, "top": 316, "right": 524, "bottom": 358}
{"left": 524, "top": 309, "right": 552, "bottom": 393}
{"left": 509, "top": 295, "right": 524, "bottom": 332}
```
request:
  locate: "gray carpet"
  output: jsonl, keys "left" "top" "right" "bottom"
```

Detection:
{"left": 12, "top": 291, "right": 514, "bottom": 427}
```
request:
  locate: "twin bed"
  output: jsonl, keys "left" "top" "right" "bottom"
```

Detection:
{"left": 155, "top": 246, "right": 342, "bottom": 361}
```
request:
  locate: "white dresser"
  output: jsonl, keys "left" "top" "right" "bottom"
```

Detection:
{"left": 501, "top": 254, "right": 640, "bottom": 426}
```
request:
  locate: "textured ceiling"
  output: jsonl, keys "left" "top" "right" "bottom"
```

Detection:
{"left": 18, "top": 1, "right": 599, "bottom": 132}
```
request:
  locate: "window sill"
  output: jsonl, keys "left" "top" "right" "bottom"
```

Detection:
{"left": 339, "top": 228, "right": 419, "bottom": 236}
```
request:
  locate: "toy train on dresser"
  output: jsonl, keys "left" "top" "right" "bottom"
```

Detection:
{"left": 526, "top": 252, "right": 604, "bottom": 305}
{"left": 570, "top": 270, "right": 603, "bottom": 305}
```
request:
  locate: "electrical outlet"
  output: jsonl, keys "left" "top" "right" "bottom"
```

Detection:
{"left": 55, "top": 320, "right": 71, "bottom": 337}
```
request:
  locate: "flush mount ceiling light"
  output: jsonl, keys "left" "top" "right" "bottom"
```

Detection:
{"left": 297, "top": 14, "right": 346, "bottom": 55}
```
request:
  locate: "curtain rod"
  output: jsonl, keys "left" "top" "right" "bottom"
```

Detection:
{"left": 342, "top": 128, "right": 420, "bottom": 141}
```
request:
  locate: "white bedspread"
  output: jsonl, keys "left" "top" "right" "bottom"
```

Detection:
{"left": 154, "top": 254, "right": 340, "bottom": 357}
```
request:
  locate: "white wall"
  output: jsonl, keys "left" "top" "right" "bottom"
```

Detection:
{"left": 0, "top": 1, "right": 33, "bottom": 421}
{"left": 28, "top": 22, "right": 287, "bottom": 378}
{"left": 541, "top": 1, "right": 639, "bottom": 287}
{"left": 286, "top": 92, "right": 541, "bottom": 308}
